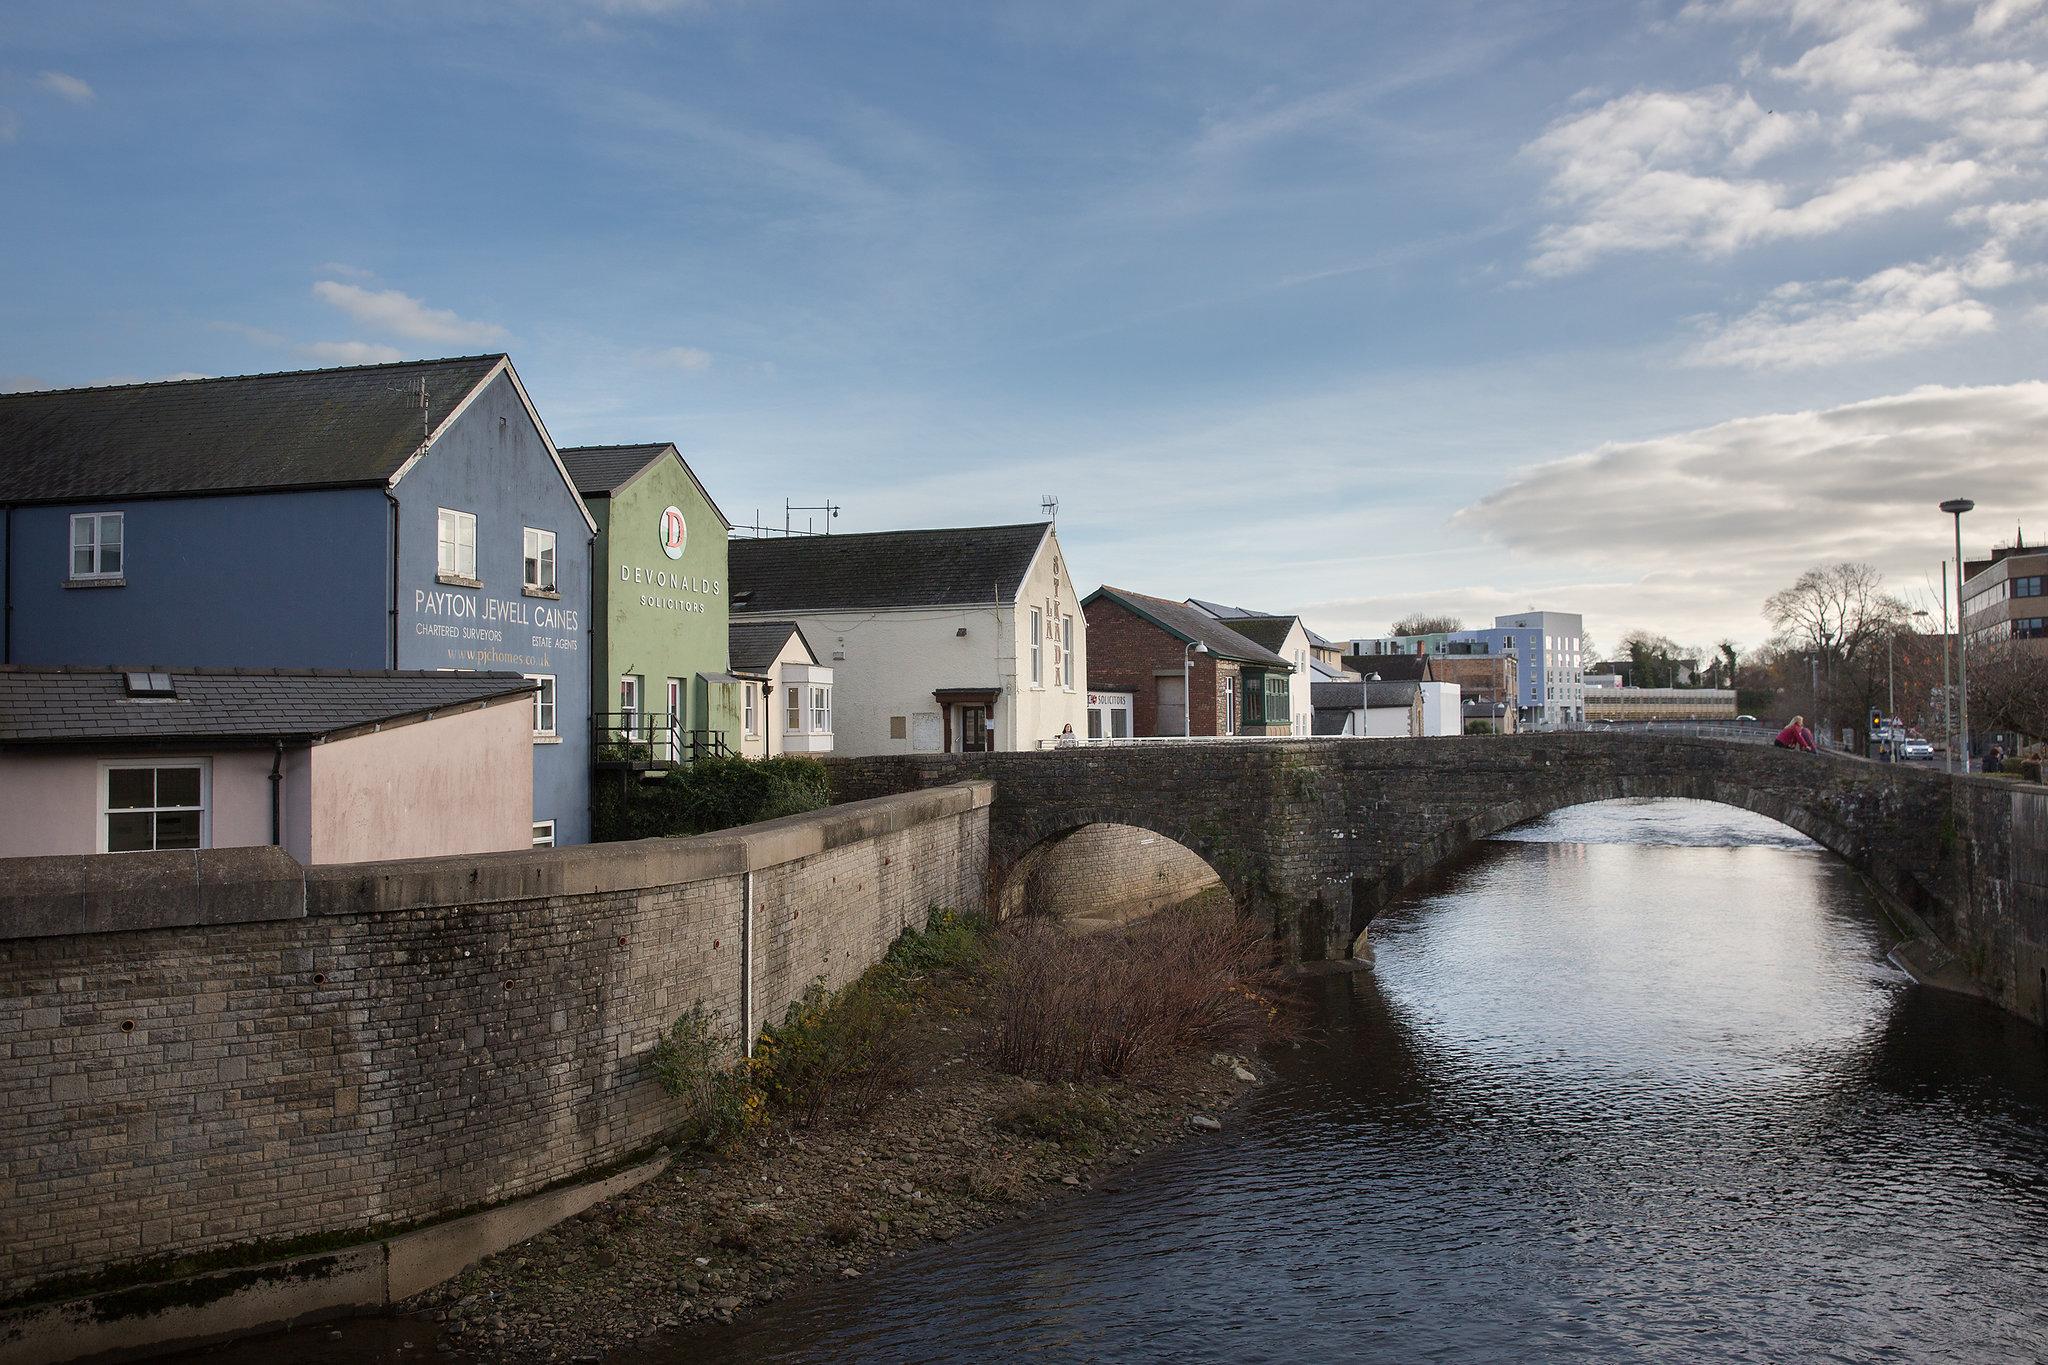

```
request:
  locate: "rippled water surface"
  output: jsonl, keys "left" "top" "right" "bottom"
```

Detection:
{"left": 663, "top": 798, "right": 2048, "bottom": 1363}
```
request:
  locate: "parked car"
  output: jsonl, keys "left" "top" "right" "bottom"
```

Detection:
{"left": 1736, "top": 714, "right": 1758, "bottom": 722}
{"left": 1900, "top": 739, "right": 1934, "bottom": 760}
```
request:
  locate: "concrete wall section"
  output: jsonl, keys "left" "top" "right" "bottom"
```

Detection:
{"left": 0, "top": 782, "right": 991, "bottom": 1303}
{"left": 1007, "top": 822, "right": 1222, "bottom": 925}
{"left": 305, "top": 697, "right": 534, "bottom": 864}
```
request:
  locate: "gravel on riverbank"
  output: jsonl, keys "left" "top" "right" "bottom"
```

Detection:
{"left": 416, "top": 958, "right": 1259, "bottom": 1362}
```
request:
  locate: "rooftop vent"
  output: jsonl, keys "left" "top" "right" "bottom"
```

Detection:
{"left": 123, "top": 671, "right": 175, "bottom": 698}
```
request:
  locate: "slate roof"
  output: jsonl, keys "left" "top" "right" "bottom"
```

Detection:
{"left": 1344, "top": 653, "right": 1431, "bottom": 682}
{"left": 1311, "top": 680, "right": 1421, "bottom": 710}
{"left": 729, "top": 523, "right": 1050, "bottom": 614}
{"left": 1223, "top": 614, "right": 1300, "bottom": 654}
{"left": 0, "top": 667, "right": 533, "bottom": 746}
{"left": 1187, "top": 598, "right": 1337, "bottom": 651}
{"left": 1087, "top": 587, "right": 1293, "bottom": 668}
{"left": 0, "top": 356, "right": 508, "bottom": 505}
{"left": 1311, "top": 710, "right": 1351, "bottom": 736}
{"left": 728, "top": 620, "right": 817, "bottom": 675}
{"left": 558, "top": 443, "right": 732, "bottom": 528}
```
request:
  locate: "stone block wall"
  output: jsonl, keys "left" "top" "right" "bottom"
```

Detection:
{"left": 0, "top": 783, "right": 990, "bottom": 1302}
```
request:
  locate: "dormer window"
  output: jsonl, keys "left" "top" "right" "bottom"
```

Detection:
{"left": 70, "top": 512, "right": 124, "bottom": 580}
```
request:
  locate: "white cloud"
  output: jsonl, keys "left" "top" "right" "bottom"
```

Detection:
{"left": 1687, "top": 253, "right": 2003, "bottom": 366}
{"left": 298, "top": 340, "right": 405, "bottom": 365}
{"left": 311, "top": 281, "right": 504, "bottom": 345}
{"left": 643, "top": 345, "right": 713, "bottom": 372}
{"left": 1455, "top": 382, "right": 2048, "bottom": 634}
{"left": 1973, "top": 0, "right": 2048, "bottom": 35}
{"left": 37, "top": 71, "right": 96, "bottom": 105}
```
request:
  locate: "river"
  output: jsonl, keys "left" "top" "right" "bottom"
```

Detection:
{"left": 662, "top": 797, "right": 2048, "bottom": 1363}
{"left": 174, "top": 797, "right": 2048, "bottom": 1363}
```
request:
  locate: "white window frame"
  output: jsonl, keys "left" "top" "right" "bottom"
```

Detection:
{"left": 526, "top": 674, "right": 556, "bottom": 736}
{"left": 437, "top": 508, "right": 477, "bottom": 580}
{"left": 522, "top": 526, "right": 556, "bottom": 593}
{"left": 70, "top": 512, "right": 124, "bottom": 580}
{"left": 1062, "top": 614, "right": 1075, "bottom": 689}
{"left": 1029, "top": 608, "right": 1043, "bottom": 686}
{"left": 786, "top": 685, "right": 801, "bottom": 733}
{"left": 99, "top": 759, "right": 210, "bottom": 853}
{"left": 619, "top": 676, "right": 642, "bottom": 741}
{"left": 810, "top": 685, "right": 832, "bottom": 734}
{"left": 531, "top": 821, "right": 555, "bottom": 848}
{"left": 744, "top": 683, "right": 758, "bottom": 736}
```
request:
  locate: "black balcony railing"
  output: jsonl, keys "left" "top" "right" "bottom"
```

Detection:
{"left": 593, "top": 713, "right": 733, "bottom": 767}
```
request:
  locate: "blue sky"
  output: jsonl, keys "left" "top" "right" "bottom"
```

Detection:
{"left": 5, "top": 0, "right": 2046, "bottom": 651}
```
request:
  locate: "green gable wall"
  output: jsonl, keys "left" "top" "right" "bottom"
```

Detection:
{"left": 587, "top": 452, "right": 737, "bottom": 751}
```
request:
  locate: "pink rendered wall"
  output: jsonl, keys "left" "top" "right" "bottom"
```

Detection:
{"left": 0, "top": 750, "right": 277, "bottom": 858}
{"left": 304, "top": 698, "right": 534, "bottom": 864}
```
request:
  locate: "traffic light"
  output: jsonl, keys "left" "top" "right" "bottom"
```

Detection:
{"left": 1870, "top": 707, "right": 1884, "bottom": 731}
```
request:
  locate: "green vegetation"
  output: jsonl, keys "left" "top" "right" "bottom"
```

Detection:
{"left": 651, "top": 909, "right": 988, "bottom": 1148}
{"left": 594, "top": 754, "right": 831, "bottom": 841}
{"left": 1465, "top": 720, "right": 1495, "bottom": 735}
{"left": 994, "top": 1085, "right": 1123, "bottom": 1151}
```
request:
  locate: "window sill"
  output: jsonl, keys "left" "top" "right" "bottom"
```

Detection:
{"left": 64, "top": 576, "right": 125, "bottom": 590}
{"left": 532, "top": 734, "right": 562, "bottom": 745}
{"left": 438, "top": 573, "right": 482, "bottom": 589}
{"left": 523, "top": 586, "right": 560, "bottom": 600}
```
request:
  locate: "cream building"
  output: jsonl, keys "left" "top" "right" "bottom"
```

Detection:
{"left": 727, "top": 621, "right": 834, "bottom": 757}
{"left": 728, "top": 522, "right": 1088, "bottom": 756}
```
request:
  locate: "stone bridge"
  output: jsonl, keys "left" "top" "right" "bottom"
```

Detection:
{"left": 826, "top": 734, "right": 2048, "bottom": 1024}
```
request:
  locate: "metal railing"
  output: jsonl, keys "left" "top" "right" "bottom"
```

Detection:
{"left": 594, "top": 714, "right": 736, "bottom": 765}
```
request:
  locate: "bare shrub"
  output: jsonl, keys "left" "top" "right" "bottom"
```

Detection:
{"left": 986, "top": 900, "right": 1290, "bottom": 1083}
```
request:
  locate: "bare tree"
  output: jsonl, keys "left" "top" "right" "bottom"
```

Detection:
{"left": 1764, "top": 562, "right": 1908, "bottom": 664}
{"left": 1970, "top": 639, "right": 2048, "bottom": 743}
{"left": 1764, "top": 562, "right": 1911, "bottom": 747}
{"left": 1390, "top": 612, "right": 1463, "bottom": 636}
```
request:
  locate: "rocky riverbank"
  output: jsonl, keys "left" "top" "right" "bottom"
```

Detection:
{"left": 417, "top": 902, "right": 1266, "bottom": 1362}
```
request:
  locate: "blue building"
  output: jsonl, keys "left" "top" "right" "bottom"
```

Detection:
{"left": 0, "top": 354, "right": 596, "bottom": 845}
{"left": 1350, "top": 609, "right": 1585, "bottom": 726}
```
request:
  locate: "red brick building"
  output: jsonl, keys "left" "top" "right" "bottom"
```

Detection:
{"left": 1082, "top": 586, "right": 1295, "bottom": 737}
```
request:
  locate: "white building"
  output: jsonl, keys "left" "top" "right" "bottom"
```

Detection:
{"left": 728, "top": 522, "right": 1087, "bottom": 756}
{"left": 1186, "top": 601, "right": 1318, "bottom": 737}
{"left": 727, "top": 621, "right": 834, "bottom": 757}
{"left": 1418, "top": 680, "right": 1463, "bottom": 736}
{"left": 1310, "top": 680, "right": 1424, "bottom": 737}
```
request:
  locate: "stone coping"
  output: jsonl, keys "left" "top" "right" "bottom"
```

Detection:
{"left": 0, "top": 780, "right": 993, "bottom": 941}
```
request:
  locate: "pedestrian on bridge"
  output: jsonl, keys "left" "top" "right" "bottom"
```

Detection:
{"left": 1774, "top": 716, "right": 1817, "bottom": 753}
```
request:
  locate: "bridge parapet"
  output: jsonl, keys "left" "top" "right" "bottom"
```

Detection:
{"left": 826, "top": 734, "right": 2047, "bottom": 1025}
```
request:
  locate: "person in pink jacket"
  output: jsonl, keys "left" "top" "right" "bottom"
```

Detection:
{"left": 1773, "top": 715, "right": 1817, "bottom": 752}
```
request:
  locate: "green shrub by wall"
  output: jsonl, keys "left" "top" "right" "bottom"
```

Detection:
{"left": 593, "top": 755, "right": 832, "bottom": 841}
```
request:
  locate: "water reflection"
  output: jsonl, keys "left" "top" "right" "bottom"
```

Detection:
{"left": 659, "top": 798, "right": 2048, "bottom": 1364}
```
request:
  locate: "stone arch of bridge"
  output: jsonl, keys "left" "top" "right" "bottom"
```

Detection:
{"left": 994, "top": 808, "right": 1246, "bottom": 924}
{"left": 1347, "top": 772, "right": 1858, "bottom": 954}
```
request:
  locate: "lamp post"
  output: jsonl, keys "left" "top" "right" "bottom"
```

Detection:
{"left": 1183, "top": 640, "right": 1207, "bottom": 738}
{"left": 1940, "top": 562, "right": 1954, "bottom": 773}
{"left": 1940, "top": 498, "right": 1974, "bottom": 771}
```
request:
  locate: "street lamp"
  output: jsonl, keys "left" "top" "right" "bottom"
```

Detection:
{"left": 1940, "top": 498, "right": 1974, "bottom": 771}
{"left": 1182, "top": 640, "right": 1208, "bottom": 738}
{"left": 1940, "top": 563, "right": 1954, "bottom": 773}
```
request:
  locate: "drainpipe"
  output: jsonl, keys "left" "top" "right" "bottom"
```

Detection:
{"left": 3, "top": 504, "right": 13, "bottom": 664}
{"left": 740, "top": 870, "right": 755, "bottom": 1057}
{"left": 385, "top": 492, "right": 402, "bottom": 669}
{"left": 269, "top": 739, "right": 285, "bottom": 847}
